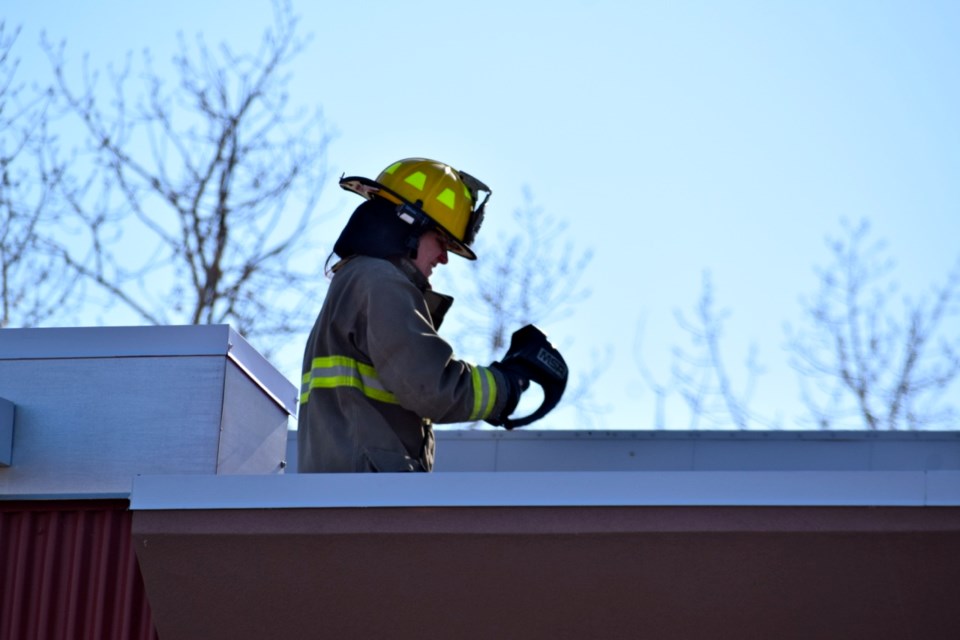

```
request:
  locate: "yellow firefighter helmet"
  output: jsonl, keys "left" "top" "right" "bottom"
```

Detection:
{"left": 339, "top": 158, "right": 491, "bottom": 260}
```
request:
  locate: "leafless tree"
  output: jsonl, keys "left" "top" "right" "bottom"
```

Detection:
{"left": 42, "top": 0, "right": 330, "bottom": 355}
{"left": 635, "top": 271, "right": 776, "bottom": 429}
{"left": 787, "top": 219, "right": 960, "bottom": 430}
{"left": 442, "top": 187, "right": 606, "bottom": 426}
{"left": 0, "top": 22, "right": 81, "bottom": 328}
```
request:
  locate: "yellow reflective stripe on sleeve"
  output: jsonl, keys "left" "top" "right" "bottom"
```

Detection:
{"left": 469, "top": 366, "right": 498, "bottom": 421}
{"left": 483, "top": 368, "right": 497, "bottom": 417}
{"left": 300, "top": 356, "right": 399, "bottom": 405}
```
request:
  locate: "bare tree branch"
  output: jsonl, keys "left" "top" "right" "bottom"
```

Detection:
{"left": 679, "top": 272, "right": 771, "bottom": 429}
{"left": 40, "top": 0, "right": 331, "bottom": 354}
{"left": 0, "top": 21, "right": 82, "bottom": 328}
{"left": 635, "top": 271, "right": 778, "bottom": 430}
{"left": 787, "top": 218, "right": 960, "bottom": 430}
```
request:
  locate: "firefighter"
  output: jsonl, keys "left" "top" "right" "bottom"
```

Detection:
{"left": 297, "top": 158, "right": 529, "bottom": 473}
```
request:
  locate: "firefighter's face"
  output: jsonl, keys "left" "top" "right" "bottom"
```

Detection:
{"left": 413, "top": 230, "right": 450, "bottom": 278}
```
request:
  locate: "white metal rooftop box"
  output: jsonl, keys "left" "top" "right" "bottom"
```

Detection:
{"left": 0, "top": 325, "right": 296, "bottom": 499}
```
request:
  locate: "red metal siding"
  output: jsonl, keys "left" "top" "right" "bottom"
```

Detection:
{"left": 1, "top": 500, "right": 157, "bottom": 640}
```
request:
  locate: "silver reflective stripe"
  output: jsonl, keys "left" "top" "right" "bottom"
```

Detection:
{"left": 300, "top": 356, "right": 398, "bottom": 405}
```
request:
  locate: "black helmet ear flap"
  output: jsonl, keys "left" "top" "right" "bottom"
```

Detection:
{"left": 334, "top": 197, "right": 422, "bottom": 260}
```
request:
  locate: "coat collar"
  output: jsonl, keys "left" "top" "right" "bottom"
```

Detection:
{"left": 391, "top": 258, "right": 454, "bottom": 329}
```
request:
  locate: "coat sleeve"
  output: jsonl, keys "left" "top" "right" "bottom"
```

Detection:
{"left": 360, "top": 266, "right": 506, "bottom": 424}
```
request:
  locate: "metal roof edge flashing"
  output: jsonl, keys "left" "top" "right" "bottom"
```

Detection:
{"left": 0, "top": 325, "right": 232, "bottom": 360}
{"left": 432, "top": 428, "right": 960, "bottom": 441}
{"left": 0, "top": 325, "right": 297, "bottom": 416}
{"left": 130, "top": 470, "right": 960, "bottom": 511}
{"left": 1, "top": 397, "right": 13, "bottom": 467}
{"left": 224, "top": 327, "right": 298, "bottom": 416}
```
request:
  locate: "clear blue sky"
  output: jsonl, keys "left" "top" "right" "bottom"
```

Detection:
{"left": 7, "top": 1, "right": 960, "bottom": 429}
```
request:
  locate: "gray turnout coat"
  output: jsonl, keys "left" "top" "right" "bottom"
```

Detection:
{"left": 297, "top": 256, "right": 508, "bottom": 472}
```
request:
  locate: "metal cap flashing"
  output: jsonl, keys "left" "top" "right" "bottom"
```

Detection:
{"left": 0, "top": 325, "right": 297, "bottom": 416}
{"left": 130, "top": 470, "right": 960, "bottom": 510}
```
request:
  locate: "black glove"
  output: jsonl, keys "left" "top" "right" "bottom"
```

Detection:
{"left": 484, "top": 360, "right": 530, "bottom": 427}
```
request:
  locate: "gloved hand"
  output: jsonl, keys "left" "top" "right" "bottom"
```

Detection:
{"left": 484, "top": 360, "right": 531, "bottom": 427}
